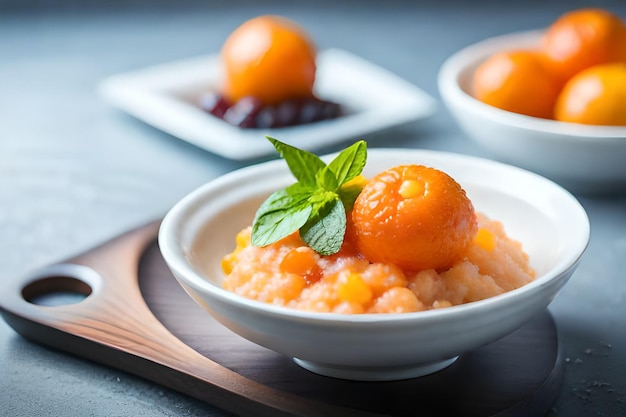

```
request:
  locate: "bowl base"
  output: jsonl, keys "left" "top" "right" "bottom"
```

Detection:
{"left": 293, "top": 356, "right": 459, "bottom": 381}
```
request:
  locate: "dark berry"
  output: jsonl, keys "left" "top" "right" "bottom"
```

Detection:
{"left": 274, "top": 100, "right": 300, "bottom": 127}
{"left": 199, "top": 93, "right": 231, "bottom": 118}
{"left": 320, "top": 100, "right": 341, "bottom": 120}
{"left": 298, "top": 99, "right": 322, "bottom": 124}
{"left": 199, "top": 91, "right": 342, "bottom": 129}
{"left": 256, "top": 106, "right": 277, "bottom": 129}
{"left": 223, "top": 96, "right": 263, "bottom": 128}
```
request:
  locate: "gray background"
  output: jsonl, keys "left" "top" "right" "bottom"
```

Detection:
{"left": 1, "top": 1, "right": 625, "bottom": 416}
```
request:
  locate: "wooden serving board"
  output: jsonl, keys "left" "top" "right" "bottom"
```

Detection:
{"left": 0, "top": 221, "right": 563, "bottom": 417}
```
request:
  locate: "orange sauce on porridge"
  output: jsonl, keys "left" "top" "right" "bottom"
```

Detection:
{"left": 222, "top": 213, "right": 535, "bottom": 314}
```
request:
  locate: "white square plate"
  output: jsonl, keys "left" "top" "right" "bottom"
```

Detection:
{"left": 99, "top": 49, "right": 437, "bottom": 160}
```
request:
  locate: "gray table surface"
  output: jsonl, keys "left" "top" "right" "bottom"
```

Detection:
{"left": 1, "top": 1, "right": 625, "bottom": 416}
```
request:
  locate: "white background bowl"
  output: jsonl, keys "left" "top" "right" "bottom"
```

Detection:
{"left": 159, "top": 149, "right": 589, "bottom": 381}
{"left": 438, "top": 30, "right": 626, "bottom": 195}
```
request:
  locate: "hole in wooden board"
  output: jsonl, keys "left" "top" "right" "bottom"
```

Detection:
{"left": 22, "top": 276, "right": 92, "bottom": 306}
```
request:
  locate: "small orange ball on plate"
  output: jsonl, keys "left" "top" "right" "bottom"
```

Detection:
{"left": 472, "top": 50, "right": 560, "bottom": 119}
{"left": 554, "top": 63, "right": 626, "bottom": 126}
{"left": 220, "top": 15, "right": 317, "bottom": 106}
{"left": 351, "top": 165, "right": 478, "bottom": 272}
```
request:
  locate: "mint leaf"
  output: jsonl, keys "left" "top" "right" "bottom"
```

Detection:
{"left": 300, "top": 198, "right": 346, "bottom": 255}
{"left": 328, "top": 140, "right": 367, "bottom": 185}
{"left": 308, "top": 188, "right": 339, "bottom": 219}
{"left": 267, "top": 136, "right": 325, "bottom": 187}
{"left": 251, "top": 137, "right": 367, "bottom": 255}
{"left": 315, "top": 165, "right": 339, "bottom": 191}
{"left": 251, "top": 185, "right": 313, "bottom": 247}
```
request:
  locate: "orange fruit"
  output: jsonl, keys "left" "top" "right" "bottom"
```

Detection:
{"left": 554, "top": 63, "right": 626, "bottom": 125}
{"left": 541, "top": 8, "right": 626, "bottom": 85}
{"left": 472, "top": 50, "right": 560, "bottom": 119}
{"left": 220, "top": 15, "right": 317, "bottom": 106}
{"left": 350, "top": 165, "right": 478, "bottom": 272}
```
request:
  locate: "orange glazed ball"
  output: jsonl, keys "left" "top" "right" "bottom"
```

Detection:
{"left": 220, "top": 15, "right": 317, "bottom": 106}
{"left": 472, "top": 50, "right": 560, "bottom": 119}
{"left": 351, "top": 165, "right": 478, "bottom": 272}
{"left": 541, "top": 8, "right": 626, "bottom": 86}
{"left": 555, "top": 63, "right": 626, "bottom": 126}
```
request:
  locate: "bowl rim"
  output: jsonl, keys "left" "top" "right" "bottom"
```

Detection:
{"left": 438, "top": 29, "right": 626, "bottom": 140}
{"left": 159, "top": 148, "right": 590, "bottom": 325}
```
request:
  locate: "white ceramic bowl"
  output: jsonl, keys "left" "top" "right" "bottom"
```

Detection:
{"left": 438, "top": 30, "right": 626, "bottom": 195}
{"left": 159, "top": 149, "right": 589, "bottom": 381}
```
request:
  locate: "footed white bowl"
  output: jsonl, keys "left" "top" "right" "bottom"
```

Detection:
{"left": 159, "top": 149, "right": 589, "bottom": 381}
{"left": 438, "top": 30, "right": 626, "bottom": 195}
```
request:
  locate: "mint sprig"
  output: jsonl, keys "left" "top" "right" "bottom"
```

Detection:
{"left": 251, "top": 137, "right": 367, "bottom": 255}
